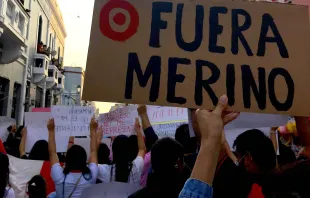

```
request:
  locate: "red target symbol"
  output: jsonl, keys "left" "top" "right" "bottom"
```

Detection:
{"left": 100, "top": 0, "right": 139, "bottom": 42}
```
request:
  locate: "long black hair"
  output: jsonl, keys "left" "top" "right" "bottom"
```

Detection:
{"left": 112, "top": 135, "right": 133, "bottom": 183}
{"left": 29, "top": 140, "right": 49, "bottom": 161}
{"left": 0, "top": 152, "right": 9, "bottom": 198}
{"left": 27, "top": 175, "right": 46, "bottom": 198}
{"left": 98, "top": 143, "right": 111, "bottom": 165}
{"left": 63, "top": 145, "right": 91, "bottom": 180}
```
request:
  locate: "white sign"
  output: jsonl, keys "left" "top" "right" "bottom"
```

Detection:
{"left": 24, "top": 112, "right": 69, "bottom": 152}
{"left": 52, "top": 106, "right": 94, "bottom": 136}
{"left": 0, "top": 116, "right": 16, "bottom": 142}
{"left": 98, "top": 105, "right": 188, "bottom": 136}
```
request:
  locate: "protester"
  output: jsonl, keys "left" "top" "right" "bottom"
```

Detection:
{"left": 48, "top": 118, "right": 98, "bottom": 197}
{"left": 129, "top": 138, "right": 185, "bottom": 198}
{"left": 179, "top": 95, "right": 239, "bottom": 198}
{"left": 37, "top": 41, "right": 44, "bottom": 53}
{"left": 0, "top": 152, "right": 15, "bottom": 198}
{"left": 175, "top": 124, "right": 197, "bottom": 178}
{"left": 27, "top": 175, "right": 46, "bottom": 198}
{"left": 19, "top": 127, "right": 49, "bottom": 161}
{"left": 97, "top": 143, "right": 111, "bottom": 165}
{"left": 295, "top": 116, "right": 310, "bottom": 160}
{"left": 98, "top": 118, "right": 146, "bottom": 184}
{"left": 4, "top": 126, "right": 22, "bottom": 157}
{"left": 137, "top": 105, "right": 158, "bottom": 187}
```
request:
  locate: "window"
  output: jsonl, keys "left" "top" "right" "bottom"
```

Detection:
{"left": 0, "top": 77, "right": 9, "bottom": 116}
{"left": 48, "top": 69, "right": 54, "bottom": 77}
{"left": 58, "top": 46, "right": 60, "bottom": 60}
{"left": 58, "top": 78, "right": 62, "bottom": 84}
{"left": 49, "top": 33, "right": 52, "bottom": 48}
{"left": 18, "top": 13, "right": 25, "bottom": 35}
{"left": 35, "top": 59, "right": 43, "bottom": 68}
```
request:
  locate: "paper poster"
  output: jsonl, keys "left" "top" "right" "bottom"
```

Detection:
{"left": 52, "top": 106, "right": 95, "bottom": 136}
{"left": 81, "top": 182, "right": 141, "bottom": 198}
{"left": 98, "top": 105, "right": 188, "bottom": 136}
{"left": 0, "top": 116, "right": 16, "bottom": 142}
{"left": 74, "top": 137, "right": 90, "bottom": 159}
{"left": 84, "top": 0, "right": 310, "bottom": 116}
{"left": 24, "top": 112, "right": 69, "bottom": 152}
{"left": 152, "top": 122, "right": 187, "bottom": 138}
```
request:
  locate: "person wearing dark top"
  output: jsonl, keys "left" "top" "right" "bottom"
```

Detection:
{"left": 4, "top": 125, "right": 22, "bottom": 157}
{"left": 213, "top": 129, "right": 277, "bottom": 198}
{"left": 129, "top": 138, "right": 186, "bottom": 198}
{"left": 175, "top": 124, "right": 197, "bottom": 179}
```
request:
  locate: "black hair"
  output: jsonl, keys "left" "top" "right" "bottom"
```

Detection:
{"left": 112, "top": 135, "right": 133, "bottom": 183}
{"left": 151, "top": 137, "right": 184, "bottom": 174}
{"left": 15, "top": 126, "right": 24, "bottom": 138}
{"left": 148, "top": 138, "right": 185, "bottom": 197}
{"left": 98, "top": 143, "right": 111, "bottom": 165}
{"left": 29, "top": 140, "right": 49, "bottom": 161}
{"left": 63, "top": 145, "right": 91, "bottom": 180}
{"left": 27, "top": 175, "right": 46, "bottom": 198}
{"left": 7, "top": 126, "right": 12, "bottom": 133}
{"left": 128, "top": 135, "right": 138, "bottom": 162}
{"left": 175, "top": 124, "right": 197, "bottom": 154}
{"left": 233, "top": 129, "right": 276, "bottom": 173}
{"left": 0, "top": 152, "right": 9, "bottom": 198}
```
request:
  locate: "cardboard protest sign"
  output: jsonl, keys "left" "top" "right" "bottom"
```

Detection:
{"left": 84, "top": 0, "right": 310, "bottom": 116}
{"left": 52, "top": 106, "right": 94, "bottom": 136}
{"left": 0, "top": 116, "right": 16, "bottom": 141}
{"left": 98, "top": 105, "right": 188, "bottom": 136}
{"left": 24, "top": 112, "right": 69, "bottom": 152}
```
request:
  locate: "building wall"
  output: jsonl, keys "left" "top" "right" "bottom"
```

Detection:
{"left": 62, "top": 66, "right": 84, "bottom": 105}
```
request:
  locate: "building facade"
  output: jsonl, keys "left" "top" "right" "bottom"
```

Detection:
{"left": 0, "top": 0, "right": 66, "bottom": 125}
{"left": 62, "top": 66, "right": 84, "bottom": 106}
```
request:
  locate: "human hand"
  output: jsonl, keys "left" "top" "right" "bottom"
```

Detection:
{"left": 137, "top": 105, "right": 147, "bottom": 116}
{"left": 68, "top": 136, "right": 74, "bottom": 144}
{"left": 21, "top": 127, "right": 27, "bottom": 137}
{"left": 196, "top": 95, "right": 239, "bottom": 142}
{"left": 47, "top": 119, "right": 55, "bottom": 131}
{"left": 90, "top": 117, "right": 98, "bottom": 132}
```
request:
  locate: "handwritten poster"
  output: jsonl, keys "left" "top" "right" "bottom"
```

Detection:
{"left": 24, "top": 112, "right": 69, "bottom": 152}
{"left": 98, "top": 105, "right": 188, "bottom": 136}
{"left": 52, "top": 106, "right": 94, "bottom": 136}
{"left": 84, "top": 0, "right": 310, "bottom": 116}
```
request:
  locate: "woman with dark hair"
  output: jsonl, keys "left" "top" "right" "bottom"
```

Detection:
{"left": 98, "top": 118, "right": 146, "bottom": 184}
{"left": 19, "top": 127, "right": 49, "bottom": 160}
{"left": 27, "top": 175, "right": 46, "bottom": 198}
{"left": 4, "top": 125, "right": 21, "bottom": 157}
{"left": 0, "top": 152, "right": 15, "bottom": 198}
{"left": 48, "top": 118, "right": 99, "bottom": 197}
{"left": 97, "top": 143, "right": 111, "bottom": 165}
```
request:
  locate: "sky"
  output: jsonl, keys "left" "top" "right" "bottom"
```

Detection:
{"left": 58, "top": 0, "right": 115, "bottom": 113}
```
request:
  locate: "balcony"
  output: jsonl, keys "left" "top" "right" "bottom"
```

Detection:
{"left": 46, "top": 65, "right": 59, "bottom": 89}
{"left": 0, "top": 0, "right": 29, "bottom": 64}
{"left": 32, "top": 53, "right": 50, "bottom": 84}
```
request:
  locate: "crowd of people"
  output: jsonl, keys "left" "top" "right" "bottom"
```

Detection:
{"left": 1, "top": 95, "right": 310, "bottom": 198}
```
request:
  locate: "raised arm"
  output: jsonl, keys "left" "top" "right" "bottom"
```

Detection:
{"left": 89, "top": 117, "right": 98, "bottom": 164}
{"left": 135, "top": 117, "right": 146, "bottom": 158}
{"left": 96, "top": 125, "right": 103, "bottom": 150}
{"left": 137, "top": 105, "right": 158, "bottom": 151}
{"left": 19, "top": 127, "right": 27, "bottom": 157}
{"left": 47, "top": 119, "right": 59, "bottom": 166}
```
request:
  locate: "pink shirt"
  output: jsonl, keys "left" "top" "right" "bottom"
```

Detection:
{"left": 140, "top": 152, "right": 151, "bottom": 187}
